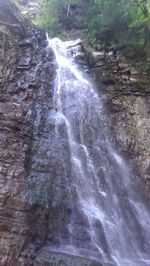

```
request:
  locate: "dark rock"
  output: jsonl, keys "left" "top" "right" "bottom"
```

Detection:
{"left": 0, "top": 0, "right": 55, "bottom": 265}
{"left": 90, "top": 40, "right": 150, "bottom": 199}
{"left": 34, "top": 250, "right": 103, "bottom": 266}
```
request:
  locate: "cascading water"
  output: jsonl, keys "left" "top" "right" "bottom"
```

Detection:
{"left": 45, "top": 37, "right": 150, "bottom": 266}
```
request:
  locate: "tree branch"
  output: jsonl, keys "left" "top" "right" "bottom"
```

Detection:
{"left": 133, "top": 0, "right": 147, "bottom": 16}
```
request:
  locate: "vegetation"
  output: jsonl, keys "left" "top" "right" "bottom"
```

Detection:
{"left": 38, "top": 0, "right": 150, "bottom": 61}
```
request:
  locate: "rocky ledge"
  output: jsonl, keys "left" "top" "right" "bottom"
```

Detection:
{"left": 90, "top": 50, "right": 150, "bottom": 198}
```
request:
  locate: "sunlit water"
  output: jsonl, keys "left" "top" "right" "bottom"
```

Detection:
{"left": 46, "top": 37, "right": 150, "bottom": 266}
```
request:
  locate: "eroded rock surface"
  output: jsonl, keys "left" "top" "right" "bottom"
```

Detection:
{"left": 91, "top": 50, "right": 150, "bottom": 198}
{"left": 0, "top": 1, "right": 55, "bottom": 265}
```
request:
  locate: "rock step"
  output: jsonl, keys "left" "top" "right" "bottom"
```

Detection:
{"left": 34, "top": 250, "right": 114, "bottom": 266}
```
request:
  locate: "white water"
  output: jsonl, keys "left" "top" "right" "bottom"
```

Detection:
{"left": 47, "top": 37, "right": 150, "bottom": 266}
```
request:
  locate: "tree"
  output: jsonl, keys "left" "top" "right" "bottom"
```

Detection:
{"left": 39, "top": 0, "right": 150, "bottom": 59}
{"left": 132, "top": 0, "right": 150, "bottom": 53}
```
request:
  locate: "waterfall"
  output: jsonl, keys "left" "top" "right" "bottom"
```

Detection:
{"left": 46, "top": 37, "right": 150, "bottom": 266}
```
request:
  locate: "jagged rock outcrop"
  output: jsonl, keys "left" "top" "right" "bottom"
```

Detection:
{"left": 90, "top": 51, "right": 150, "bottom": 198}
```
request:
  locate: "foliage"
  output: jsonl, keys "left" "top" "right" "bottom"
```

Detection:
{"left": 38, "top": 0, "right": 150, "bottom": 58}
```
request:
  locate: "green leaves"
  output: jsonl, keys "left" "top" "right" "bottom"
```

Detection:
{"left": 130, "top": 16, "right": 150, "bottom": 28}
{"left": 38, "top": 0, "right": 150, "bottom": 57}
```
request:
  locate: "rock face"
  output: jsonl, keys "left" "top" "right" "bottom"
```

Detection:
{"left": 0, "top": 1, "right": 54, "bottom": 265}
{"left": 0, "top": 2, "right": 102, "bottom": 266}
{"left": 20, "top": 0, "right": 41, "bottom": 23}
{"left": 0, "top": 1, "right": 150, "bottom": 265}
{"left": 90, "top": 50, "right": 150, "bottom": 198}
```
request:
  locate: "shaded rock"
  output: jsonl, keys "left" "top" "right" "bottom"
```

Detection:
{"left": 0, "top": 0, "right": 55, "bottom": 265}
{"left": 34, "top": 250, "right": 103, "bottom": 266}
{"left": 91, "top": 48, "right": 150, "bottom": 198}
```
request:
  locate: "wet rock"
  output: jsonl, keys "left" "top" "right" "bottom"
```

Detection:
{"left": 91, "top": 48, "right": 150, "bottom": 198}
{"left": 19, "top": 37, "right": 35, "bottom": 48}
{"left": 0, "top": 0, "right": 55, "bottom": 265}
{"left": 34, "top": 250, "right": 102, "bottom": 266}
